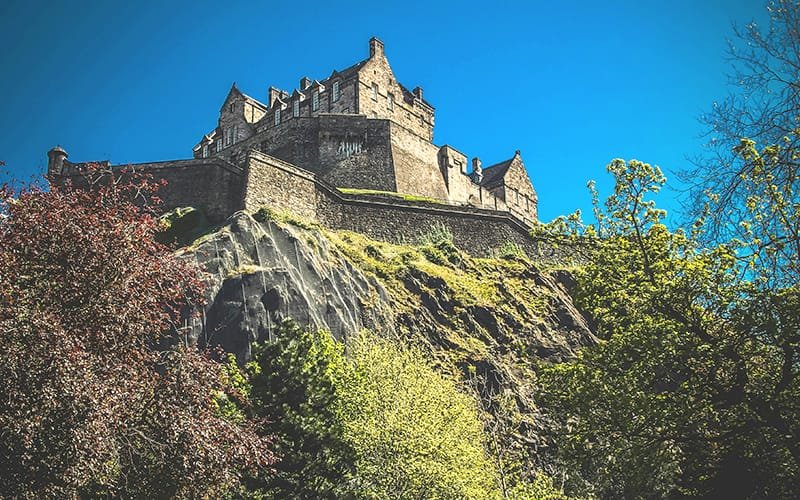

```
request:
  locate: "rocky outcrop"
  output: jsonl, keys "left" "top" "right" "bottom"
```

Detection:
{"left": 178, "top": 211, "right": 594, "bottom": 365}
{"left": 178, "top": 212, "right": 395, "bottom": 362}
{"left": 176, "top": 209, "right": 595, "bottom": 466}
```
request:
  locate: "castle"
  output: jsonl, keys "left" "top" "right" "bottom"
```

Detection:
{"left": 47, "top": 38, "right": 542, "bottom": 256}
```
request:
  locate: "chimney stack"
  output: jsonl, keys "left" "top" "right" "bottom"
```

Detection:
{"left": 369, "top": 37, "right": 384, "bottom": 58}
{"left": 472, "top": 157, "right": 482, "bottom": 183}
{"left": 413, "top": 86, "right": 423, "bottom": 100}
{"left": 268, "top": 86, "right": 282, "bottom": 108}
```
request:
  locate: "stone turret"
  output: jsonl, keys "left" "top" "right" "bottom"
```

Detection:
{"left": 47, "top": 146, "right": 68, "bottom": 177}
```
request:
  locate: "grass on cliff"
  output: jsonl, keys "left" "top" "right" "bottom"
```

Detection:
{"left": 322, "top": 224, "right": 552, "bottom": 318}
{"left": 336, "top": 187, "right": 445, "bottom": 205}
{"left": 321, "top": 225, "right": 557, "bottom": 368}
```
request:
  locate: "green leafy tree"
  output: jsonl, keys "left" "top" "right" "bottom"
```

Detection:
{"left": 247, "top": 321, "right": 354, "bottom": 499}
{"left": 688, "top": 0, "right": 800, "bottom": 242}
{"left": 247, "top": 323, "right": 500, "bottom": 498}
{"left": 536, "top": 157, "right": 800, "bottom": 498}
{"left": 339, "top": 332, "right": 500, "bottom": 499}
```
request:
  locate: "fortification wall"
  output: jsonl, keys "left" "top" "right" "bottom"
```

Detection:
{"left": 317, "top": 115, "right": 396, "bottom": 192}
{"left": 55, "top": 158, "right": 245, "bottom": 223}
{"left": 389, "top": 122, "right": 448, "bottom": 200}
{"left": 243, "top": 154, "right": 318, "bottom": 221}
{"left": 242, "top": 151, "right": 562, "bottom": 261}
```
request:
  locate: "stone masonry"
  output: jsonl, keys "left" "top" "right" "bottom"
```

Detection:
{"left": 47, "top": 38, "right": 542, "bottom": 255}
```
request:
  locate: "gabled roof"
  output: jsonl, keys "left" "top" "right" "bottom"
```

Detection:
{"left": 220, "top": 83, "right": 267, "bottom": 112}
{"left": 471, "top": 156, "right": 514, "bottom": 188}
{"left": 331, "top": 59, "right": 368, "bottom": 81}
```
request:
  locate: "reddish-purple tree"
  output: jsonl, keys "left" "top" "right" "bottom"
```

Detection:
{"left": 0, "top": 167, "right": 275, "bottom": 498}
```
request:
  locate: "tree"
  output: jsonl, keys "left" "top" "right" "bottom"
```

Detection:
{"left": 339, "top": 331, "right": 500, "bottom": 498}
{"left": 688, "top": 0, "right": 800, "bottom": 242}
{"left": 0, "top": 168, "right": 275, "bottom": 498}
{"left": 247, "top": 323, "right": 500, "bottom": 498}
{"left": 247, "top": 321, "right": 355, "bottom": 498}
{"left": 535, "top": 158, "right": 800, "bottom": 498}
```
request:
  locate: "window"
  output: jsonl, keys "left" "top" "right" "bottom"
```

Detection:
{"left": 232, "top": 125, "right": 238, "bottom": 144}
{"left": 293, "top": 100, "right": 300, "bottom": 117}
{"left": 371, "top": 83, "right": 378, "bottom": 100}
{"left": 217, "top": 140, "right": 223, "bottom": 153}
{"left": 274, "top": 109, "right": 281, "bottom": 126}
{"left": 224, "top": 128, "right": 231, "bottom": 146}
{"left": 332, "top": 81, "right": 340, "bottom": 102}
{"left": 387, "top": 92, "right": 394, "bottom": 111}
{"left": 312, "top": 90, "right": 320, "bottom": 111}
{"left": 202, "top": 144, "right": 209, "bottom": 158}
{"left": 229, "top": 103, "right": 235, "bottom": 113}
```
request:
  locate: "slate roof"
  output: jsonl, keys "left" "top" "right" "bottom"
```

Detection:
{"left": 470, "top": 157, "right": 514, "bottom": 188}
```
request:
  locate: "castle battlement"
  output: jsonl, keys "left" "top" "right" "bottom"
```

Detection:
{"left": 47, "top": 38, "right": 540, "bottom": 254}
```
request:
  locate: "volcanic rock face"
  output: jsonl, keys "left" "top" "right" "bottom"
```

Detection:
{"left": 179, "top": 211, "right": 594, "bottom": 367}
{"left": 179, "top": 212, "right": 395, "bottom": 362}
{"left": 176, "top": 209, "right": 595, "bottom": 468}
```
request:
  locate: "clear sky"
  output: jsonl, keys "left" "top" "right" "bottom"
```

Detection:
{"left": 0, "top": 0, "right": 767, "bottom": 223}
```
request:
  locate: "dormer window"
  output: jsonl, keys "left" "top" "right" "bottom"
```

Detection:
{"left": 217, "top": 140, "right": 223, "bottom": 153}
{"left": 274, "top": 109, "right": 281, "bottom": 126}
{"left": 371, "top": 83, "right": 378, "bottom": 101}
{"left": 202, "top": 144, "right": 209, "bottom": 158}
{"left": 387, "top": 92, "right": 394, "bottom": 111}
{"left": 293, "top": 100, "right": 300, "bottom": 117}
{"left": 312, "top": 90, "right": 320, "bottom": 111}
{"left": 332, "top": 81, "right": 340, "bottom": 102}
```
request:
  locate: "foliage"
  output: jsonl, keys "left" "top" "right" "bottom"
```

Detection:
{"left": 253, "top": 205, "right": 321, "bottom": 231}
{"left": 688, "top": 0, "right": 800, "bottom": 241}
{"left": 246, "top": 322, "right": 500, "bottom": 498}
{"left": 495, "top": 240, "right": 529, "bottom": 261}
{"left": 536, "top": 157, "right": 800, "bottom": 498}
{"left": 247, "top": 321, "right": 354, "bottom": 498}
{"left": 339, "top": 331, "right": 500, "bottom": 498}
{"left": 157, "top": 205, "right": 212, "bottom": 247}
{"left": 337, "top": 187, "right": 445, "bottom": 205}
{"left": 0, "top": 168, "right": 275, "bottom": 498}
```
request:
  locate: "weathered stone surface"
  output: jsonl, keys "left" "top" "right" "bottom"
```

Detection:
{"left": 178, "top": 211, "right": 594, "bottom": 367}
{"left": 179, "top": 212, "right": 395, "bottom": 363}
{"left": 49, "top": 39, "right": 540, "bottom": 227}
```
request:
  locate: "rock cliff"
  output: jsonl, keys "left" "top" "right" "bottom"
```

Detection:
{"left": 173, "top": 209, "right": 595, "bottom": 458}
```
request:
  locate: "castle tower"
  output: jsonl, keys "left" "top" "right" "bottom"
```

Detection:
{"left": 47, "top": 146, "right": 68, "bottom": 177}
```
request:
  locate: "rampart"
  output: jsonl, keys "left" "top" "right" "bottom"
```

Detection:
{"left": 53, "top": 157, "right": 246, "bottom": 222}
{"left": 242, "top": 151, "right": 563, "bottom": 261}
{"left": 50, "top": 149, "right": 562, "bottom": 260}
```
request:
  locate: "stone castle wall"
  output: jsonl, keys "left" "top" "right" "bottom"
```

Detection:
{"left": 242, "top": 151, "right": 559, "bottom": 260}
{"left": 55, "top": 158, "right": 246, "bottom": 223}
{"left": 52, "top": 149, "right": 555, "bottom": 259}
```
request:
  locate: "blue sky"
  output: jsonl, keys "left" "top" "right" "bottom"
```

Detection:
{"left": 0, "top": 0, "right": 766, "bottom": 223}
